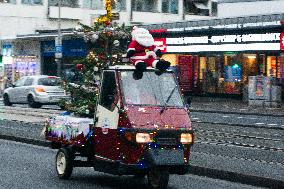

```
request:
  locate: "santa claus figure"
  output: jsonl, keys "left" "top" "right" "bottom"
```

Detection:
{"left": 126, "top": 27, "right": 170, "bottom": 79}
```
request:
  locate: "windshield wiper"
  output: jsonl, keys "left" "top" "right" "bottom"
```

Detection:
{"left": 160, "top": 85, "right": 177, "bottom": 114}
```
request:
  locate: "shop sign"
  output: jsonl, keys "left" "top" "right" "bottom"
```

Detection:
{"left": 154, "top": 38, "right": 167, "bottom": 53}
{"left": 167, "top": 33, "right": 280, "bottom": 45}
{"left": 2, "top": 44, "right": 12, "bottom": 56}
{"left": 42, "top": 39, "right": 87, "bottom": 57}
{"left": 280, "top": 33, "right": 284, "bottom": 50}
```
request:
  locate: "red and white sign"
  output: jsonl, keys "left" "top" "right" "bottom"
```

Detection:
{"left": 280, "top": 33, "right": 284, "bottom": 50}
{"left": 154, "top": 38, "right": 167, "bottom": 53}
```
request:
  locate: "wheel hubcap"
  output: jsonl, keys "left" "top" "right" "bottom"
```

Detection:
{"left": 56, "top": 152, "right": 66, "bottom": 175}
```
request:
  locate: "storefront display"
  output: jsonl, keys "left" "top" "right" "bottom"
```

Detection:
{"left": 13, "top": 56, "right": 37, "bottom": 81}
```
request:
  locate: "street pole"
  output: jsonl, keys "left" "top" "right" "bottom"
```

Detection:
{"left": 56, "top": 0, "right": 62, "bottom": 77}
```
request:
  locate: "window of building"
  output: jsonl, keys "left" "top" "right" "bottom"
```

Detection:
{"left": 22, "top": 0, "right": 43, "bottom": 5}
{"left": 162, "top": 0, "right": 178, "bottom": 14}
{"left": 211, "top": 1, "right": 217, "bottom": 16}
{"left": 48, "top": 0, "right": 79, "bottom": 8}
{"left": 113, "top": 0, "right": 126, "bottom": 11}
{"left": 82, "top": 0, "right": 103, "bottom": 9}
{"left": 132, "top": 0, "right": 157, "bottom": 12}
{"left": 0, "top": 0, "right": 16, "bottom": 4}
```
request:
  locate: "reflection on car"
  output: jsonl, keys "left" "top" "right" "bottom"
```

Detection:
{"left": 3, "top": 75, "right": 69, "bottom": 108}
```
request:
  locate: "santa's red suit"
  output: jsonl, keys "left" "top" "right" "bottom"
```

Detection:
{"left": 127, "top": 40, "right": 160, "bottom": 68}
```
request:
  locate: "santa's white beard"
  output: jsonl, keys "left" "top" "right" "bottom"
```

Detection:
{"left": 134, "top": 34, "right": 154, "bottom": 47}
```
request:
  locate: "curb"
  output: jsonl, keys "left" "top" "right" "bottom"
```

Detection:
{"left": 189, "top": 165, "right": 284, "bottom": 189}
{"left": 190, "top": 109, "right": 284, "bottom": 118}
{"left": 0, "top": 134, "right": 283, "bottom": 189}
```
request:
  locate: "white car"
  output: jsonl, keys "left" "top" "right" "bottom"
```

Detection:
{"left": 3, "top": 75, "right": 69, "bottom": 108}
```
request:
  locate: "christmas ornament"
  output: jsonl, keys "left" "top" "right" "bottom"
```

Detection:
{"left": 91, "top": 33, "right": 99, "bottom": 43}
{"left": 76, "top": 64, "right": 84, "bottom": 71}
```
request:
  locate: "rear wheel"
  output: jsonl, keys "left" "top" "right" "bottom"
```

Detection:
{"left": 147, "top": 167, "right": 169, "bottom": 189}
{"left": 3, "top": 94, "right": 12, "bottom": 106}
{"left": 27, "top": 94, "right": 42, "bottom": 108}
{"left": 56, "top": 147, "right": 74, "bottom": 179}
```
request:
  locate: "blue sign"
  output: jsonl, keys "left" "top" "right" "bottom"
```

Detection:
{"left": 55, "top": 45, "right": 63, "bottom": 53}
{"left": 42, "top": 39, "right": 86, "bottom": 57}
{"left": 225, "top": 64, "right": 242, "bottom": 82}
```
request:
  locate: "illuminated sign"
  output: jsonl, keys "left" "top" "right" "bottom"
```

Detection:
{"left": 167, "top": 33, "right": 280, "bottom": 45}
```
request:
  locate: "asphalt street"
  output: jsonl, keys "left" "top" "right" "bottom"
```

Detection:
{"left": 0, "top": 103, "right": 283, "bottom": 188}
{"left": 0, "top": 139, "right": 265, "bottom": 189}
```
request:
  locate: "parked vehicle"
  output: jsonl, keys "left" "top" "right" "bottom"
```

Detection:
{"left": 3, "top": 75, "right": 69, "bottom": 108}
{"left": 45, "top": 66, "right": 194, "bottom": 189}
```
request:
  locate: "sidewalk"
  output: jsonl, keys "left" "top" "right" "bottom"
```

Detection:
{"left": 189, "top": 96, "right": 284, "bottom": 117}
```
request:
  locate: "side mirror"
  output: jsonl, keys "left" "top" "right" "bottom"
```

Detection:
{"left": 12, "top": 84, "right": 16, "bottom": 88}
{"left": 186, "top": 97, "right": 191, "bottom": 106}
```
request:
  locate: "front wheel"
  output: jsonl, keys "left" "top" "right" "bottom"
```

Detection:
{"left": 27, "top": 95, "right": 42, "bottom": 108}
{"left": 147, "top": 167, "right": 169, "bottom": 189}
{"left": 56, "top": 148, "right": 74, "bottom": 179}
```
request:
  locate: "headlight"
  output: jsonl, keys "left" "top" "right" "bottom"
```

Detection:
{"left": 180, "top": 133, "right": 193, "bottom": 144}
{"left": 136, "top": 133, "right": 152, "bottom": 143}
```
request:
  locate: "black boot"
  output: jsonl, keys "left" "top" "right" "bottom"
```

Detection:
{"left": 135, "top": 61, "right": 147, "bottom": 72}
{"left": 156, "top": 60, "right": 170, "bottom": 72}
{"left": 133, "top": 70, "right": 143, "bottom": 80}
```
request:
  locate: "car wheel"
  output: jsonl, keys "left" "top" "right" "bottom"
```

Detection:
{"left": 3, "top": 94, "right": 12, "bottom": 106}
{"left": 56, "top": 147, "right": 74, "bottom": 179}
{"left": 147, "top": 167, "right": 169, "bottom": 189}
{"left": 27, "top": 94, "right": 42, "bottom": 108}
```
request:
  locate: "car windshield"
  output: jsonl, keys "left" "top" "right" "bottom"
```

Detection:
{"left": 120, "top": 71, "right": 184, "bottom": 107}
{"left": 38, "top": 77, "right": 61, "bottom": 86}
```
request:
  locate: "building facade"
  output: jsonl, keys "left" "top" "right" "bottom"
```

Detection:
{"left": 0, "top": 0, "right": 284, "bottom": 94}
{"left": 145, "top": 13, "right": 284, "bottom": 98}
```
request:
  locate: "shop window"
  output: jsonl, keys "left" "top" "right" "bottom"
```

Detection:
{"left": 242, "top": 54, "right": 257, "bottom": 84}
{"left": 48, "top": 0, "right": 79, "bottom": 8}
{"left": 267, "top": 56, "right": 277, "bottom": 77}
{"left": 277, "top": 57, "right": 281, "bottom": 79}
{"left": 22, "top": 0, "right": 42, "bottom": 5}
{"left": 199, "top": 57, "right": 206, "bottom": 80}
{"left": 223, "top": 54, "right": 242, "bottom": 94}
{"left": 259, "top": 54, "right": 266, "bottom": 75}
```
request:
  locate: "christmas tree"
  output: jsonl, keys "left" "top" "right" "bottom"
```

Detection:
{"left": 59, "top": 0, "right": 131, "bottom": 117}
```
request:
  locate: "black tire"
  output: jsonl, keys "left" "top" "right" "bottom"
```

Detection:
{"left": 56, "top": 147, "right": 74, "bottom": 179}
{"left": 147, "top": 167, "right": 169, "bottom": 189}
{"left": 3, "top": 94, "right": 12, "bottom": 106}
{"left": 51, "top": 142, "right": 61, "bottom": 149}
{"left": 27, "top": 95, "right": 42, "bottom": 108}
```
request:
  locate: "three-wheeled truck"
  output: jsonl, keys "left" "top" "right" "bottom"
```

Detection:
{"left": 45, "top": 65, "right": 194, "bottom": 189}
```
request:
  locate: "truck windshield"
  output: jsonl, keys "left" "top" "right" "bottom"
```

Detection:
{"left": 120, "top": 71, "right": 184, "bottom": 107}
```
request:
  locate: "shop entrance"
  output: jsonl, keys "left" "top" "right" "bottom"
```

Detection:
{"left": 178, "top": 55, "right": 193, "bottom": 92}
{"left": 42, "top": 56, "right": 57, "bottom": 76}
